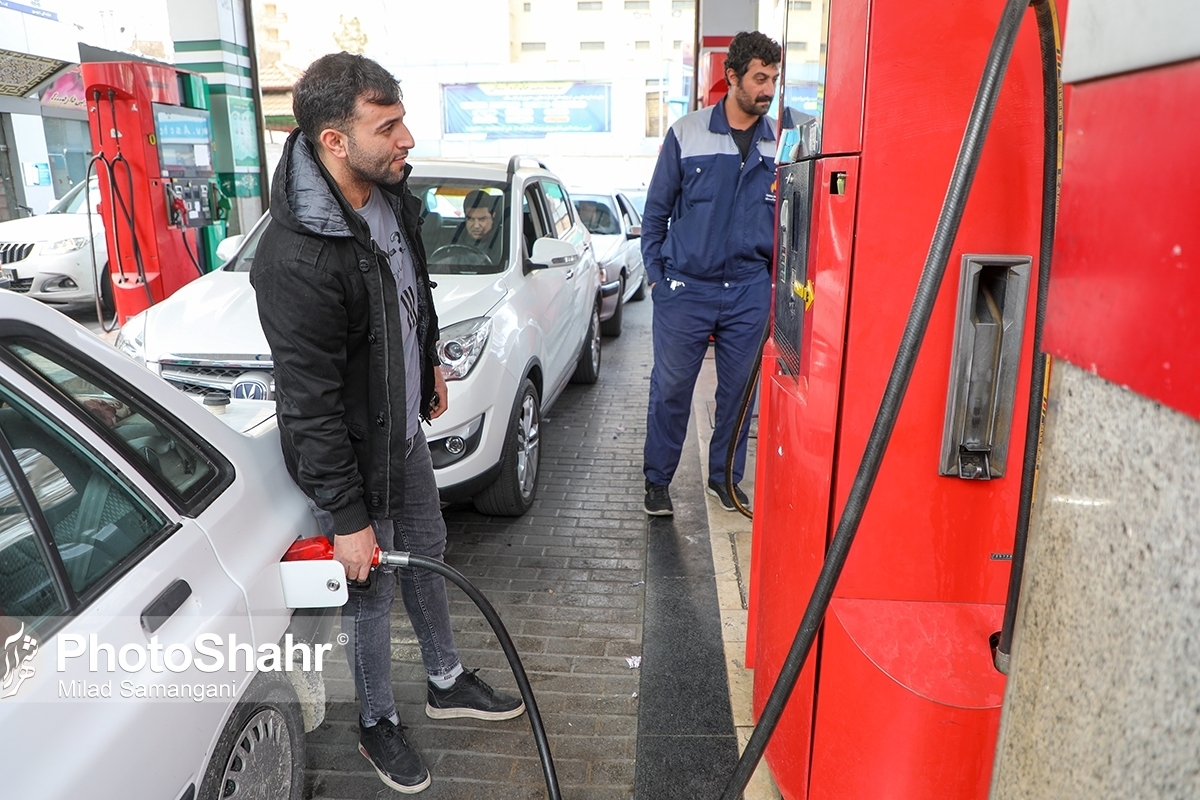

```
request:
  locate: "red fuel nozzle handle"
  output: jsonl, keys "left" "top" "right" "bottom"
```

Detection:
{"left": 282, "top": 535, "right": 384, "bottom": 565}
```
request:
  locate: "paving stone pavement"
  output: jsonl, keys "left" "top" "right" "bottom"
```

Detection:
{"left": 303, "top": 294, "right": 676, "bottom": 800}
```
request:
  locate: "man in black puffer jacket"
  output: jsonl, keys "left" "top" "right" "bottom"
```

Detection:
{"left": 251, "top": 52, "right": 523, "bottom": 795}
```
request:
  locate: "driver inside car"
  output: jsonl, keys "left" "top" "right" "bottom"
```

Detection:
{"left": 448, "top": 189, "right": 502, "bottom": 265}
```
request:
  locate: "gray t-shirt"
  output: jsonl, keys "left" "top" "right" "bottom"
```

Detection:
{"left": 356, "top": 186, "right": 421, "bottom": 439}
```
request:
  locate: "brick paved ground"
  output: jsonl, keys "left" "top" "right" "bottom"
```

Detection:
{"left": 303, "top": 295, "right": 673, "bottom": 799}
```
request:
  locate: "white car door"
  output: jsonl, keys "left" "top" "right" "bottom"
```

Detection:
{"left": 539, "top": 180, "right": 592, "bottom": 364}
{"left": 518, "top": 182, "right": 575, "bottom": 387}
{"left": 0, "top": 340, "right": 253, "bottom": 800}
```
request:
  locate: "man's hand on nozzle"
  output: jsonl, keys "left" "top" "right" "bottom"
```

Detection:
{"left": 334, "top": 525, "right": 378, "bottom": 582}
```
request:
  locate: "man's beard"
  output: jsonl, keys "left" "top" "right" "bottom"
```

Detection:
{"left": 733, "top": 81, "right": 772, "bottom": 117}
{"left": 346, "top": 136, "right": 403, "bottom": 186}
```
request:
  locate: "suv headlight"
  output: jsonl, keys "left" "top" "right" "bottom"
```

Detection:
{"left": 438, "top": 317, "right": 490, "bottom": 381}
{"left": 115, "top": 313, "right": 148, "bottom": 366}
{"left": 42, "top": 237, "right": 90, "bottom": 255}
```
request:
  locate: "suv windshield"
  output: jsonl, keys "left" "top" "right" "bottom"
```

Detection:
{"left": 411, "top": 179, "right": 508, "bottom": 275}
{"left": 573, "top": 194, "right": 621, "bottom": 236}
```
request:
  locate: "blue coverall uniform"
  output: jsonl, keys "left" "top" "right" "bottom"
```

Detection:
{"left": 641, "top": 96, "right": 777, "bottom": 489}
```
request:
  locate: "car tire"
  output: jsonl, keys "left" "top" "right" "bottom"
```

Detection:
{"left": 600, "top": 277, "right": 623, "bottom": 337}
{"left": 570, "top": 302, "right": 602, "bottom": 385}
{"left": 99, "top": 266, "right": 115, "bottom": 317}
{"left": 631, "top": 271, "right": 647, "bottom": 301}
{"left": 198, "top": 671, "right": 306, "bottom": 800}
{"left": 473, "top": 378, "right": 541, "bottom": 516}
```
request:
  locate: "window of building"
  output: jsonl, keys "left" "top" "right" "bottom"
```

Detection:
{"left": 578, "top": 0, "right": 602, "bottom": 9}
{"left": 624, "top": 0, "right": 649, "bottom": 8}
{"left": 820, "top": 43, "right": 827, "bottom": 54}
{"left": 788, "top": 0, "right": 813, "bottom": 9}
{"left": 523, "top": 1, "right": 531, "bottom": 9}
{"left": 673, "top": 40, "right": 682, "bottom": 49}
{"left": 671, "top": 0, "right": 694, "bottom": 9}
{"left": 521, "top": 41, "right": 547, "bottom": 52}
{"left": 635, "top": 40, "right": 651, "bottom": 51}
{"left": 646, "top": 91, "right": 668, "bottom": 138}
{"left": 580, "top": 41, "right": 605, "bottom": 51}
{"left": 787, "top": 41, "right": 808, "bottom": 52}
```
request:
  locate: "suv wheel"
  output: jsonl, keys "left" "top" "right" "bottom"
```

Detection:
{"left": 600, "top": 277, "right": 624, "bottom": 337}
{"left": 473, "top": 378, "right": 541, "bottom": 516}
{"left": 199, "top": 671, "right": 305, "bottom": 800}
{"left": 570, "top": 302, "right": 601, "bottom": 385}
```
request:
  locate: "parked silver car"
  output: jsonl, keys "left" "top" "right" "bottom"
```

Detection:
{"left": 572, "top": 190, "right": 646, "bottom": 337}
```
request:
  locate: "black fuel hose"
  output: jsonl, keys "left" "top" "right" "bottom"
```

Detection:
{"left": 83, "top": 157, "right": 120, "bottom": 333}
{"left": 718, "top": 0, "right": 1034, "bottom": 795}
{"left": 996, "top": 0, "right": 1062, "bottom": 671}
{"left": 377, "top": 551, "right": 562, "bottom": 800}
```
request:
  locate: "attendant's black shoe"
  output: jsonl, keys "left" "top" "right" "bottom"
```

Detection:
{"left": 358, "top": 717, "right": 431, "bottom": 794}
{"left": 706, "top": 478, "right": 751, "bottom": 512}
{"left": 426, "top": 669, "right": 525, "bottom": 721}
{"left": 644, "top": 481, "right": 674, "bottom": 516}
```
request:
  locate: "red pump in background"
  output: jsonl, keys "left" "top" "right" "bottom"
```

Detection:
{"left": 80, "top": 61, "right": 222, "bottom": 325}
{"left": 742, "top": 1, "right": 1066, "bottom": 797}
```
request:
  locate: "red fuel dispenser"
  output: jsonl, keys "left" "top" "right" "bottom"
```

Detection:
{"left": 80, "top": 62, "right": 220, "bottom": 324}
{"left": 745, "top": 1, "right": 1064, "bottom": 797}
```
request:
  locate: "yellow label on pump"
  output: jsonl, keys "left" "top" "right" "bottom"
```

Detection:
{"left": 792, "top": 278, "right": 815, "bottom": 310}
{"left": 148, "top": 133, "right": 156, "bottom": 146}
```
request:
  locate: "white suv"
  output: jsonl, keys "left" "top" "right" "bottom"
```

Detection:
{"left": 0, "top": 290, "right": 330, "bottom": 799}
{"left": 117, "top": 157, "right": 602, "bottom": 516}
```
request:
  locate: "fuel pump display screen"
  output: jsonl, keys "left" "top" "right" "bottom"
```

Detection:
{"left": 152, "top": 104, "right": 215, "bottom": 178}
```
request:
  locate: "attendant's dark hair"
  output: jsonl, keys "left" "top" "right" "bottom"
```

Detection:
{"left": 293, "top": 52, "right": 402, "bottom": 144}
{"left": 463, "top": 190, "right": 498, "bottom": 217}
{"left": 724, "top": 31, "right": 782, "bottom": 83}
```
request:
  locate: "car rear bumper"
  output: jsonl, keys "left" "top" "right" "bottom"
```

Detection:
{"left": 599, "top": 277, "right": 620, "bottom": 321}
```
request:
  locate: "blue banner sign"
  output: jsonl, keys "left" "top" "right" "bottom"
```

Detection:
{"left": 0, "top": 0, "right": 58, "bottom": 21}
{"left": 443, "top": 82, "right": 611, "bottom": 138}
{"left": 155, "top": 112, "right": 211, "bottom": 145}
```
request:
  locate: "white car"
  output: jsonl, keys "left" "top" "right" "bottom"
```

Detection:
{"left": 0, "top": 289, "right": 334, "bottom": 799}
{"left": 0, "top": 178, "right": 111, "bottom": 310}
{"left": 572, "top": 190, "right": 647, "bottom": 337}
{"left": 118, "top": 157, "right": 602, "bottom": 516}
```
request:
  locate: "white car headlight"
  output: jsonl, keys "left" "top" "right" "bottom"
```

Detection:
{"left": 42, "top": 237, "right": 90, "bottom": 255}
{"left": 438, "top": 317, "right": 491, "bottom": 381}
{"left": 115, "top": 312, "right": 148, "bottom": 367}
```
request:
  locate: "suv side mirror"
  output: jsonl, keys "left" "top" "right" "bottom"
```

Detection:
{"left": 215, "top": 234, "right": 246, "bottom": 265}
{"left": 626, "top": 225, "right": 641, "bottom": 240}
{"left": 528, "top": 237, "right": 579, "bottom": 269}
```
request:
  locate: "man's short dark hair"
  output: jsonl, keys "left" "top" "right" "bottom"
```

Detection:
{"left": 724, "top": 31, "right": 782, "bottom": 83}
{"left": 292, "top": 52, "right": 403, "bottom": 143}
{"left": 463, "top": 190, "right": 498, "bottom": 217}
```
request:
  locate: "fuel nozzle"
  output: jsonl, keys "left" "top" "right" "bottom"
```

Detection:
{"left": 282, "top": 535, "right": 411, "bottom": 583}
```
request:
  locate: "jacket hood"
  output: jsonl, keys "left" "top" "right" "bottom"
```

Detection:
{"left": 269, "top": 129, "right": 413, "bottom": 241}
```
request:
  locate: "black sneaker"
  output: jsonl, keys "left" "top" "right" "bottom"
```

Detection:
{"left": 706, "top": 478, "right": 751, "bottom": 512}
{"left": 644, "top": 481, "right": 674, "bottom": 516}
{"left": 426, "top": 669, "right": 525, "bottom": 721}
{"left": 358, "top": 717, "right": 431, "bottom": 794}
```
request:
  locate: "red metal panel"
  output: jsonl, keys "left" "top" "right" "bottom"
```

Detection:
{"left": 809, "top": 599, "right": 1004, "bottom": 799}
{"left": 820, "top": 0, "right": 867, "bottom": 154}
{"left": 830, "top": 0, "right": 1046, "bottom": 605}
{"left": 1043, "top": 57, "right": 1200, "bottom": 420}
{"left": 750, "top": 156, "right": 860, "bottom": 800}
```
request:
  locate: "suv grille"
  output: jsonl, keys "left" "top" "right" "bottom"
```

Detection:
{"left": 159, "top": 358, "right": 275, "bottom": 400}
{"left": 0, "top": 243, "right": 35, "bottom": 264}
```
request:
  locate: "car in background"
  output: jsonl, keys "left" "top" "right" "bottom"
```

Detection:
{"left": 117, "top": 157, "right": 602, "bottom": 517}
{"left": 572, "top": 190, "right": 646, "bottom": 338}
{"left": 0, "top": 178, "right": 111, "bottom": 311}
{"left": 620, "top": 188, "right": 647, "bottom": 218}
{"left": 0, "top": 289, "right": 328, "bottom": 800}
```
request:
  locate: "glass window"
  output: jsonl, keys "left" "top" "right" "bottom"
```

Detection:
{"left": 624, "top": 0, "right": 649, "bottom": 8}
{"left": 540, "top": 182, "right": 574, "bottom": 238}
{"left": 573, "top": 195, "right": 621, "bottom": 236}
{"left": 522, "top": 187, "right": 551, "bottom": 258}
{"left": 577, "top": 0, "right": 602, "bottom": 8}
{"left": 0, "top": 464, "right": 63, "bottom": 629}
{"left": 4, "top": 343, "right": 225, "bottom": 509}
{"left": 521, "top": 42, "right": 546, "bottom": 52}
{"left": 411, "top": 179, "right": 509, "bottom": 275}
{"left": 580, "top": 41, "right": 605, "bottom": 51}
{"left": 0, "top": 385, "right": 169, "bottom": 599}
{"left": 635, "top": 41, "right": 651, "bottom": 51}
{"left": 44, "top": 177, "right": 101, "bottom": 216}
{"left": 223, "top": 213, "right": 271, "bottom": 274}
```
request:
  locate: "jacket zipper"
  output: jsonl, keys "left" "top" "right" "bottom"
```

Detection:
{"left": 372, "top": 243, "right": 393, "bottom": 509}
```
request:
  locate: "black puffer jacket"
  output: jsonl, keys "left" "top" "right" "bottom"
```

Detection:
{"left": 251, "top": 129, "right": 439, "bottom": 535}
